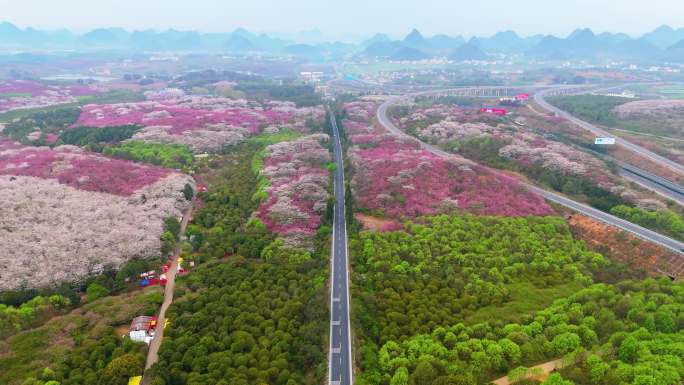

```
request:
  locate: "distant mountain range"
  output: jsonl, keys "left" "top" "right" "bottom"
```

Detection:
{"left": 1, "top": 21, "right": 684, "bottom": 63}
{"left": 362, "top": 27, "right": 684, "bottom": 63}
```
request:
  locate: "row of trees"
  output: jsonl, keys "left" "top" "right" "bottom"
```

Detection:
{"left": 610, "top": 205, "right": 684, "bottom": 240}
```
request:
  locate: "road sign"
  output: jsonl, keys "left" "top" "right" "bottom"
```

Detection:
{"left": 595, "top": 137, "right": 616, "bottom": 145}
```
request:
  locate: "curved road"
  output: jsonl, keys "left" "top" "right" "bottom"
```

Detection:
{"left": 534, "top": 88, "right": 684, "bottom": 176}
{"left": 377, "top": 96, "right": 684, "bottom": 256}
{"left": 328, "top": 110, "right": 353, "bottom": 385}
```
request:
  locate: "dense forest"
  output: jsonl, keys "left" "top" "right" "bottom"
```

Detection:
{"left": 366, "top": 279, "right": 684, "bottom": 385}
{"left": 147, "top": 134, "right": 331, "bottom": 384}
{"left": 2, "top": 107, "right": 81, "bottom": 144}
{"left": 235, "top": 83, "right": 323, "bottom": 107}
{"left": 150, "top": 257, "right": 328, "bottom": 385}
{"left": 188, "top": 143, "right": 275, "bottom": 260}
{"left": 350, "top": 214, "right": 652, "bottom": 385}
{"left": 59, "top": 125, "right": 140, "bottom": 149}
{"left": 103, "top": 141, "right": 194, "bottom": 170}
{"left": 546, "top": 95, "right": 629, "bottom": 127}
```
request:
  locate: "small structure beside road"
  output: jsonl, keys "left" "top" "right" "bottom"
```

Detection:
{"left": 129, "top": 316, "right": 157, "bottom": 344}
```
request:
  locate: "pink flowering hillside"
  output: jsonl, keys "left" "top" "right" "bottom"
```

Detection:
{"left": 0, "top": 80, "right": 101, "bottom": 113}
{"left": 398, "top": 103, "right": 607, "bottom": 179}
{"left": 0, "top": 138, "right": 170, "bottom": 196}
{"left": 0, "top": 137, "right": 194, "bottom": 290}
{"left": 73, "top": 94, "right": 326, "bottom": 153}
{"left": 397, "top": 103, "right": 664, "bottom": 209}
{"left": 344, "top": 100, "right": 554, "bottom": 219}
{"left": 255, "top": 134, "right": 331, "bottom": 248}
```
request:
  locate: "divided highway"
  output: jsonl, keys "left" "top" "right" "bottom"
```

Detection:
{"left": 328, "top": 110, "right": 353, "bottom": 385}
{"left": 617, "top": 161, "right": 684, "bottom": 205}
{"left": 534, "top": 88, "right": 684, "bottom": 176}
{"left": 377, "top": 96, "right": 684, "bottom": 256}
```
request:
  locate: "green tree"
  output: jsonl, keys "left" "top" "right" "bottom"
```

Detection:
{"left": 391, "top": 367, "right": 409, "bottom": 385}
{"left": 543, "top": 373, "right": 574, "bottom": 385}
{"left": 86, "top": 283, "right": 109, "bottom": 302}
{"left": 552, "top": 333, "right": 581, "bottom": 355}
{"left": 161, "top": 231, "right": 177, "bottom": 256}
{"left": 410, "top": 361, "right": 437, "bottom": 385}
{"left": 618, "top": 336, "right": 640, "bottom": 364}
{"left": 183, "top": 183, "right": 194, "bottom": 201}
{"left": 100, "top": 353, "right": 144, "bottom": 385}
{"left": 586, "top": 354, "right": 609, "bottom": 384}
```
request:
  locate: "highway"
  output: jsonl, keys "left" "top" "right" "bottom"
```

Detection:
{"left": 534, "top": 88, "right": 684, "bottom": 176}
{"left": 328, "top": 109, "right": 353, "bottom": 385}
{"left": 377, "top": 96, "right": 684, "bottom": 256}
{"left": 617, "top": 161, "right": 684, "bottom": 205}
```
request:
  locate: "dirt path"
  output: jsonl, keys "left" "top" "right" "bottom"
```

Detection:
{"left": 491, "top": 358, "right": 564, "bottom": 385}
{"left": 141, "top": 200, "right": 195, "bottom": 384}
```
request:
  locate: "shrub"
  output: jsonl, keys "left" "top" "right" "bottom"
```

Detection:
{"left": 86, "top": 283, "right": 110, "bottom": 302}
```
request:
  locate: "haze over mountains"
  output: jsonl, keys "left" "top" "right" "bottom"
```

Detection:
{"left": 1, "top": 21, "right": 684, "bottom": 63}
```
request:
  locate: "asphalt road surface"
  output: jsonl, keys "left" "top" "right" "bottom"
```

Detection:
{"left": 328, "top": 110, "right": 353, "bottom": 385}
{"left": 377, "top": 96, "right": 684, "bottom": 256}
{"left": 617, "top": 161, "right": 684, "bottom": 205}
{"left": 534, "top": 88, "right": 684, "bottom": 176}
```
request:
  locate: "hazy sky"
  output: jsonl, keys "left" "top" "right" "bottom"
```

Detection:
{"left": 1, "top": 0, "right": 682, "bottom": 40}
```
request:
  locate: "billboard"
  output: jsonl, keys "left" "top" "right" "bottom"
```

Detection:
{"left": 595, "top": 137, "right": 616, "bottom": 145}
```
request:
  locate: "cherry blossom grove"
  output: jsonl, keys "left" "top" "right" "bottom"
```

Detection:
{"left": 399, "top": 103, "right": 607, "bottom": 177}
{"left": 0, "top": 138, "right": 194, "bottom": 290}
{"left": 398, "top": 103, "right": 669, "bottom": 209}
{"left": 254, "top": 134, "right": 331, "bottom": 248}
{"left": 73, "top": 94, "right": 326, "bottom": 153}
{"left": 0, "top": 80, "right": 102, "bottom": 113}
{"left": 0, "top": 138, "right": 172, "bottom": 195}
{"left": 344, "top": 100, "right": 554, "bottom": 220}
{"left": 613, "top": 99, "right": 684, "bottom": 119}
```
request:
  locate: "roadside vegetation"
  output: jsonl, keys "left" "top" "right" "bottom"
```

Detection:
{"left": 610, "top": 205, "right": 684, "bottom": 240}
{"left": 549, "top": 94, "right": 684, "bottom": 140}
{"left": 546, "top": 95, "right": 630, "bottom": 127}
